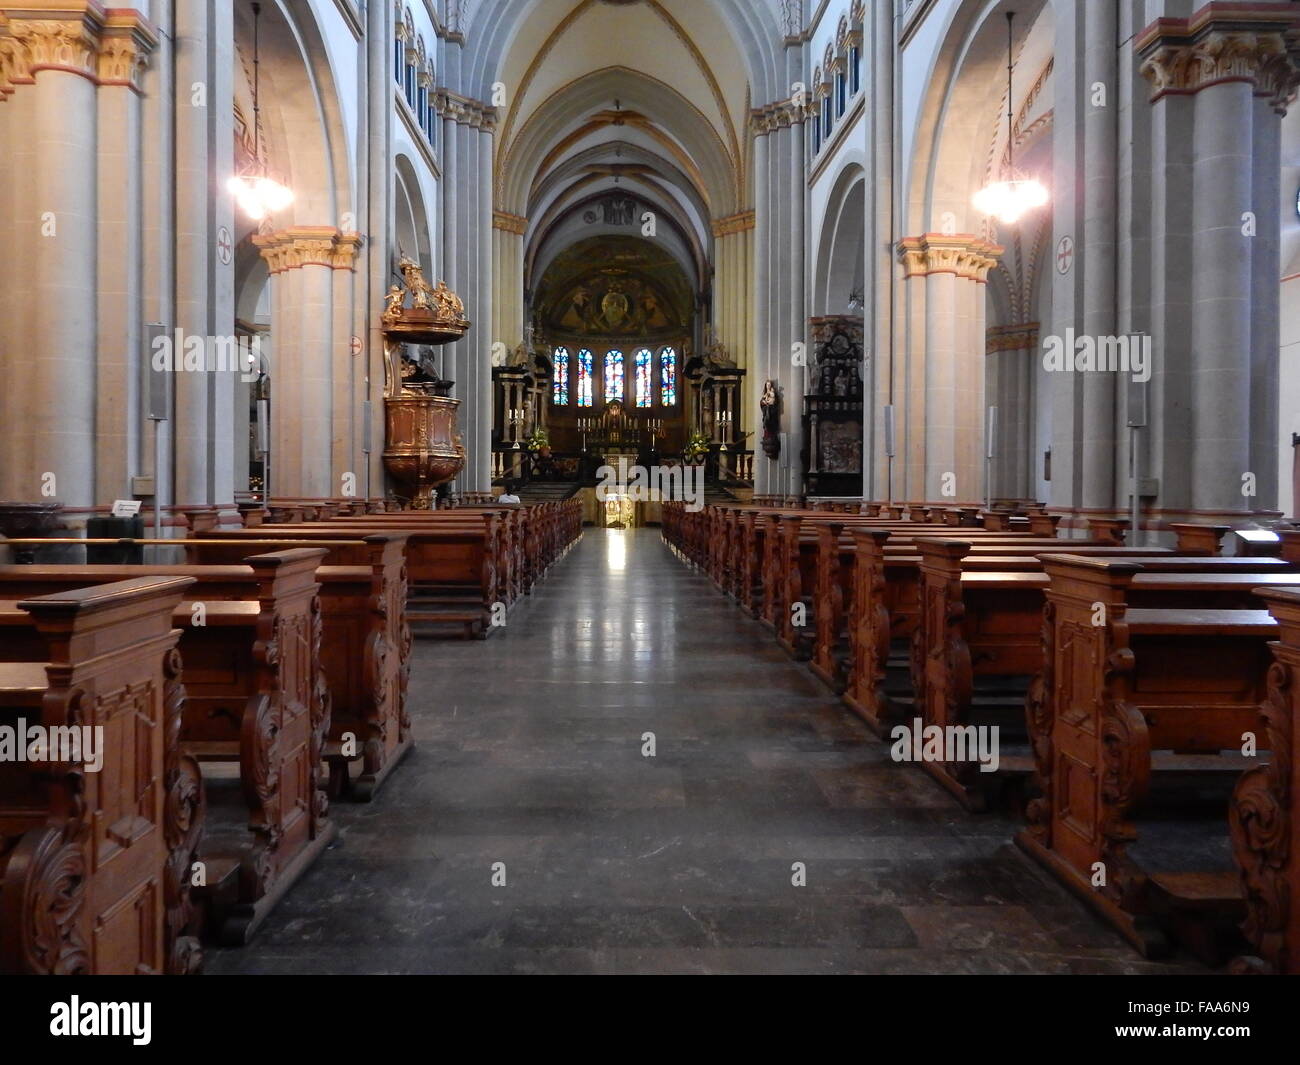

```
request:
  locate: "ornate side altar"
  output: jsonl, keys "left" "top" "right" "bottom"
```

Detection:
{"left": 381, "top": 256, "right": 470, "bottom": 508}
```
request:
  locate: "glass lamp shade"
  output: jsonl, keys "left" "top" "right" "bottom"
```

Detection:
{"left": 972, "top": 177, "right": 1049, "bottom": 225}
{"left": 227, "top": 172, "right": 294, "bottom": 221}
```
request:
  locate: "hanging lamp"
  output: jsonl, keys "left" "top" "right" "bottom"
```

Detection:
{"left": 973, "top": 11, "right": 1048, "bottom": 225}
{"left": 227, "top": 2, "right": 294, "bottom": 221}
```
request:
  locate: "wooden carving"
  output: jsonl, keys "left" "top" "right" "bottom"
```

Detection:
{"left": 1022, "top": 601, "right": 1056, "bottom": 844}
{"left": 162, "top": 647, "right": 204, "bottom": 975}
{"left": 1230, "top": 658, "right": 1293, "bottom": 973}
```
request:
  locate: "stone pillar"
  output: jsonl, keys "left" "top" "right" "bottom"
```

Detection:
{"left": 172, "top": 0, "right": 235, "bottom": 507}
{"left": 94, "top": 13, "right": 156, "bottom": 502}
{"left": 477, "top": 124, "right": 494, "bottom": 492}
{"left": 1138, "top": 4, "right": 1300, "bottom": 519}
{"left": 869, "top": 0, "right": 893, "bottom": 500}
{"left": 751, "top": 130, "right": 773, "bottom": 494}
{"left": 364, "top": 0, "right": 392, "bottom": 499}
{"left": 253, "top": 228, "right": 361, "bottom": 498}
{"left": 0, "top": 6, "right": 156, "bottom": 506}
{"left": 1080, "top": 0, "right": 1119, "bottom": 511}
{"left": 897, "top": 235, "right": 1002, "bottom": 501}
{"left": 986, "top": 323, "right": 1038, "bottom": 499}
{"left": 751, "top": 93, "right": 807, "bottom": 497}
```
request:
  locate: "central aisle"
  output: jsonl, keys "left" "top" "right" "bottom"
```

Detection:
{"left": 209, "top": 528, "right": 1195, "bottom": 974}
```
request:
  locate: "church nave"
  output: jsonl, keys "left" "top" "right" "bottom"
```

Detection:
{"left": 203, "top": 529, "right": 1191, "bottom": 976}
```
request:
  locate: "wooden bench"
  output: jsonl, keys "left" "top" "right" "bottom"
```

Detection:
{"left": 838, "top": 523, "right": 1244, "bottom": 737}
{"left": 206, "top": 518, "right": 501, "bottom": 639}
{"left": 0, "top": 550, "right": 334, "bottom": 946}
{"left": 0, "top": 577, "right": 203, "bottom": 974}
{"left": 1016, "top": 555, "right": 1287, "bottom": 960}
{"left": 0, "top": 535, "right": 412, "bottom": 802}
{"left": 1230, "top": 585, "right": 1300, "bottom": 974}
{"left": 912, "top": 545, "right": 1300, "bottom": 810}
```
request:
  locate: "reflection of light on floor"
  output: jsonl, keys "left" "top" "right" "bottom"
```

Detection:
{"left": 605, "top": 528, "right": 627, "bottom": 572}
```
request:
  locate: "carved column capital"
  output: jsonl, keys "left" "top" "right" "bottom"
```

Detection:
{"left": 897, "top": 234, "right": 1003, "bottom": 282}
{"left": 0, "top": 3, "right": 158, "bottom": 99}
{"left": 986, "top": 322, "right": 1040, "bottom": 354}
{"left": 711, "top": 210, "right": 755, "bottom": 238}
{"left": 750, "top": 97, "right": 809, "bottom": 135}
{"left": 1137, "top": 4, "right": 1300, "bottom": 114}
{"left": 492, "top": 210, "right": 527, "bottom": 235}
{"left": 253, "top": 227, "right": 365, "bottom": 274}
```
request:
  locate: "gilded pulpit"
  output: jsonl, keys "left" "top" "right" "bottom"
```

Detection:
{"left": 381, "top": 256, "right": 470, "bottom": 508}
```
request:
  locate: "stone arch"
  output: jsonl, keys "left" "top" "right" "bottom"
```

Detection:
{"left": 815, "top": 164, "right": 866, "bottom": 317}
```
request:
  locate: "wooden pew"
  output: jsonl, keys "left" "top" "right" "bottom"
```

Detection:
{"left": 206, "top": 518, "right": 501, "bottom": 638}
{"left": 837, "top": 522, "right": 1242, "bottom": 736}
{"left": 0, "top": 577, "right": 204, "bottom": 974}
{"left": 1017, "top": 555, "right": 1284, "bottom": 959}
{"left": 1230, "top": 586, "right": 1300, "bottom": 974}
{"left": 912, "top": 544, "right": 1300, "bottom": 810}
{"left": 0, "top": 550, "right": 334, "bottom": 946}
{"left": 0, "top": 534, "right": 412, "bottom": 802}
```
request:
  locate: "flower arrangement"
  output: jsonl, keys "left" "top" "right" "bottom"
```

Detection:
{"left": 683, "top": 429, "right": 710, "bottom": 463}
{"left": 525, "top": 426, "right": 550, "bottom": 451}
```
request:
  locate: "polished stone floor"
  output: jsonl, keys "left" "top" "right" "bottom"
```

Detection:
{"left": 206, "top": 528, "right": 1203, "bottom": 974}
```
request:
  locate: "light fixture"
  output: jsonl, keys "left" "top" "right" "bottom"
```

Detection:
{"left": 973, "top": 11, "right": 1048, "bottom": 226}
{"left": 227, "top": 2, "right": 294, "bottom": 222}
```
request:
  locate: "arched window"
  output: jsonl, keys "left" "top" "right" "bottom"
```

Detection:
{"left": 416, "top": 54, "right": 429, "bottom": 135}
{"left": 576, "top": 349, "right": 594, "bottom": 407}
{"left": 660, "top": 347, "right": 677, "bottom": 406}
{"left": 552, "top": 347, "right": 570, "bottom": 405}
{"left": 835, "top": 69, "right": 846, "bottom": 117}
{"left": 424, "top": 69, "right": 438, "bottom": 145}
{"left": 634, "top": 348, "right": 653, "bottom": 408}
{"left": 403, "top": 14, "right": 417, "bottom": 106}
{"left": 393, "top": 6, "right": 406, "bottom": 86}
{"left": 604, "top": 350, "right": 625, "bottom": 403}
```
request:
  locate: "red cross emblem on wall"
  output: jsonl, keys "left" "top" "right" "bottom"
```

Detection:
{"left": 1056, "top": 235, "right": 1074, "bottom": 275}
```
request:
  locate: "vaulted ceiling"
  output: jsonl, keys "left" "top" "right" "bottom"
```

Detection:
{"left": 465, "top": 0, "right": 786, "bottom": 298}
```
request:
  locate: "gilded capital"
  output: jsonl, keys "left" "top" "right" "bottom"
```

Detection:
{"left": 0, "top": 3, "right": 157, "bottom": 98}
{"left": 897, "top": 234, "right": 1003, "bottom": 282}
{"left": 986, "top": 322, "right": 1041, "bottom": 354}
{"left": 492, "top": 210, "right": 527, "bottom": 235}
{"left": 1137, "top": 5, "right": 1300, "bottom": 113}
{"left": 254, "top": 227, "right": 365, "bottom": 274}
{"left": 711, "top": 210, "right": 755, "bottom": 238}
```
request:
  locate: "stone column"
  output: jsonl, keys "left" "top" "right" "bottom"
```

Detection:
{"left": 750, "top": 92, "right": 807, "bottom": 497}
{"left": 869, "top": 0, "right": 893, "bottom": 500}
{"left": 172, "top": 0, "right": 235, "bottom": 506}
{"left": 253, "top": 228, "right": 361, "bottom": 497}
{"left": 897, "top": 235, "right": 1002, "bottom": 501}
{"left": 1080, "top": 0, "right": 1119, "bottom": 510}
{"left": 1138, "top": 5, "right": 1300, "bottom": 519}
{"left": 476, "top": 124, "right": 494, "bottom": 492}
{"left": 94, "top": 13, "right": 156, "bottom": 502}
{"left": 0, "top": 6, "right": 156, "bottom": 506}
{"left": 986, "top": 323, "right": 1037, "bottom": 499}
{"left": 751, "top": 130, "right": 773, "bottom": 494}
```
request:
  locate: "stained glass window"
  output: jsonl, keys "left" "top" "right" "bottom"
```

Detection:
{"left": 604, "top": 350, "right": 625, "bottom": 403}
{"left": 660, "top": 346, "right": 677, "bottom": 406}
{"left": 634, "top": 349, "right": 653, "bottom": 408}
{"left": 576, "top": 348, "right": 593, "bottom": 407}
{"left": 552, "top": 347, "right": 569, "bottom": 405}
